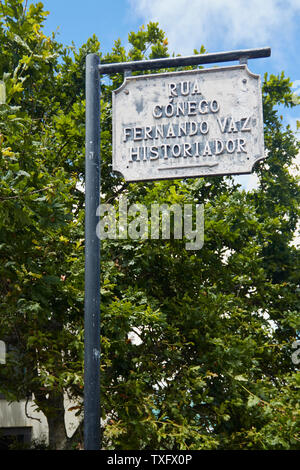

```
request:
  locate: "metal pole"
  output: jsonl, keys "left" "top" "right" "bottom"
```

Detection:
{"left": 84, "top": 53, "right": 101, "bottom": 450}
{"left": 98, "top": 47, "right": 271, "bottom": 74}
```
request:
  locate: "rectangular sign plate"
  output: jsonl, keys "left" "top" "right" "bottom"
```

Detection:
{"left": 112, "top": 65, "right": 264, "bottom": 182}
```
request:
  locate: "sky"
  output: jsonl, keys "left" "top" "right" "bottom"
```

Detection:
{"left": 27, "top": 0, "right": 300, "bottom": 188}
{"left": 30, "top": 0, "right": 300, "bottom": 124}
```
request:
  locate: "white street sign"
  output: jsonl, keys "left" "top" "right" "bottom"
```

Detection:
{"left": 112, "top": 65, "right": 264, "bottom": 182}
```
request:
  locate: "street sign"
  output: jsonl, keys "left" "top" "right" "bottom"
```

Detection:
{"left": 112, "top": 64, "right": 265, "bottom": 182}
{"left": 85, "top": 48, "right": 270, "bottom": 450}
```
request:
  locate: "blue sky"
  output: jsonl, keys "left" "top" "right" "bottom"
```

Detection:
{"left": 31, "top": 0, "right": 300, "bottom": 128}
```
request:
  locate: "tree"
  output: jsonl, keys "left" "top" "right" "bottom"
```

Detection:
{"left": 0, "top": 0, "right": 299, "bottom": 450}
{"left": 0, "top": 0, "right": 88, "bottom": 449}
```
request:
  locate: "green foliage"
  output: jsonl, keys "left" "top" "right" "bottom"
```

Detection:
{"left": 0, "top": 0, "right": 299, "bottom": 450}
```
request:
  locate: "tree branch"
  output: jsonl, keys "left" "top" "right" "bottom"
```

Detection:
{"left": 25, "top": 395, "right": 42, "bottom": 423}
{"left": 0, "top": 186, "right": 53, "bottom": 201}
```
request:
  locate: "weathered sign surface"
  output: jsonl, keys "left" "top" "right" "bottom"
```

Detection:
{"left": 112, "top": 65, "right": 264, "bottom": 182}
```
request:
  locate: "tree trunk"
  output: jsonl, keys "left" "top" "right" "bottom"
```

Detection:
{"left": 34, "top": 387, "right": 83, "bottom": 450}
{"left": 46, "top": 392, "right": 69, "bottom": 450}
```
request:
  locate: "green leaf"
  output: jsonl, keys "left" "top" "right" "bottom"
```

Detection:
{"left": 234, "top": 375, "right": 248, "bottom": 382}
{"left": 247, "top": 395, "right": 260, "bottom": 407}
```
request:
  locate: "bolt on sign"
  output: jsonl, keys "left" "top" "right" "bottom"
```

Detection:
{"left": 112, "top": 64, "right": 264, "bottom": 182}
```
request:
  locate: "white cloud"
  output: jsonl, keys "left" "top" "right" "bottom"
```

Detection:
{"left": 129, "top": 0, "right": 300, "bottom": 55}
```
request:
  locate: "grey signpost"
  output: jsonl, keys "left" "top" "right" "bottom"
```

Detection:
{"left": 84, "top": 47, "right": 270, "bottom": 450}
{"left": 84, "top": 53, "right": 101, "bottom": 451}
